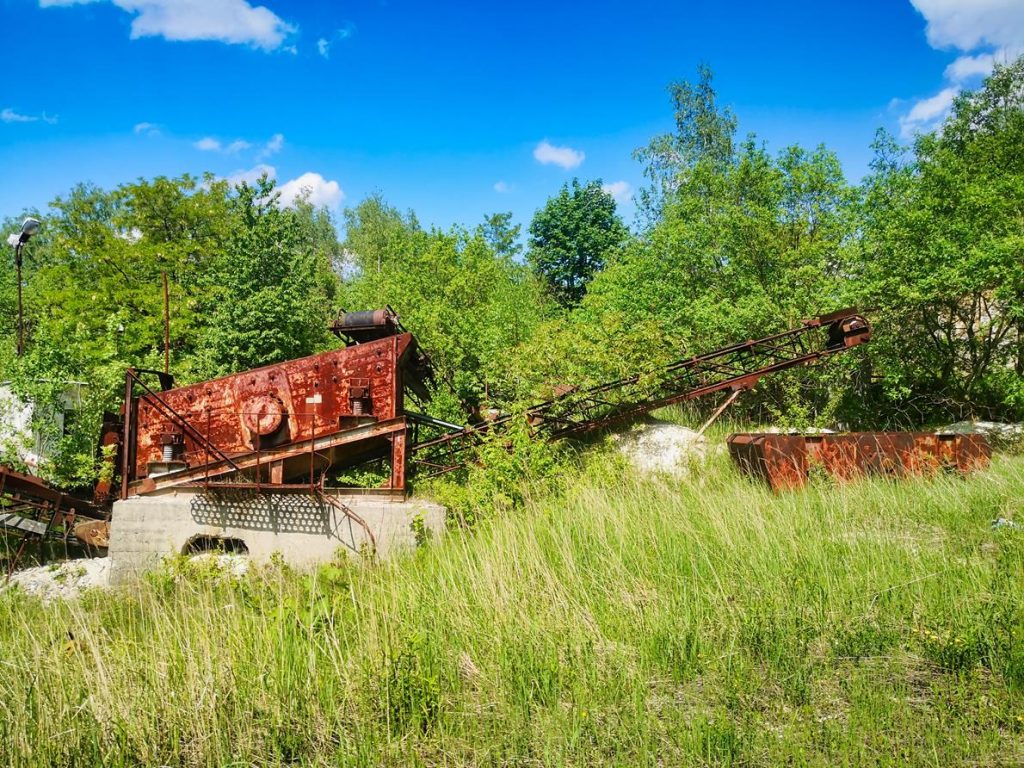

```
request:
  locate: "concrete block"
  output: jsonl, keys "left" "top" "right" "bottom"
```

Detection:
{"left": 108, "top": 489, "right": 445, "bottom": 584}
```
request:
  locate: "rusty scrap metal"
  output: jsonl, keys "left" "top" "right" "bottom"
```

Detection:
{"left": 727, "top": 431, "right": 992, "bottom": 491}
{"left": 410, "top": 309, "right": 871, "bottom": 477}
{"left": 0, "top": 464, "right": 104, "bottom": 576}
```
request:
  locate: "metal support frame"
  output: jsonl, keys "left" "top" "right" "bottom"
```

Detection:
{"left": 14, "top": 243, "right": 24, "bottom": 357}
{"left": 410, "top": 310, "right": 870, "bottom": 477}
{"left": 0, "top": 464, "right": 102, "bottom": 577}
{"left": 129, "top": 417, "right": 408, "bottom": 496}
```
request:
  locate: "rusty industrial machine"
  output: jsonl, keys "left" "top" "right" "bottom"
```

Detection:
{"left": 111, "top": 307, "right": 872, "bottom": 497}
{"left": 727, "top": 431, "right": 992, "bottom": 491}
{"left": 410, "top": 308, "right": 872, "bottom": 475}
{"left": 119, "top": 309, "right": 433, "bottom": 498}
{"left": 5, "top": 308, "right": 869, "bottom": 502}
{"left": 0, "top": 464, "right": 105, "bottom": 576}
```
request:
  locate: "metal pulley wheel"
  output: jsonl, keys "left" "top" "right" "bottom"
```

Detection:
{"left": 240, "top": 393, "right": 286, "bottom": 436}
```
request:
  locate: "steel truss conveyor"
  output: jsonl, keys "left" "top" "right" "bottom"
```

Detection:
{"left": 409, "top": 308, "right": 871, "bottom": 477}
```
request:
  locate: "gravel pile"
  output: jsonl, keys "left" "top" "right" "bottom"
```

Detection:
{"left": 6, "top": 557, "right": 110, "bottom": 602}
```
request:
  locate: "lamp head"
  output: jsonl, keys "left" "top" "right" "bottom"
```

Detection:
{"left": 19, "top": 218, "right": 41, "bottom": 243}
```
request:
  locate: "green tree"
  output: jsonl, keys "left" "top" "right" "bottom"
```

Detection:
{"left": 477, "top": 212, "right": 522, "bottom": 260}
{"left": 341, "top": 193, "right": 420, "bottom": 278}
{"left": 197, "top": 176, "right": 339, "bottom": 376}
{"left": 0, "top": 174, "right": 344, "bottom": 482}
{"left": 633, "top": 64, "right": 737, "bottom": 221}
{"left": 340, "top": 196, "right": 550, "bottom": 413}
{"left": 509, "top": 68, "right": 859, "bottom": 425}
{"left": 527, "top": 179, "right": 627, "bottom": 307}
{"left": 853, "top": 57, "right": 1024, "bottom": 422}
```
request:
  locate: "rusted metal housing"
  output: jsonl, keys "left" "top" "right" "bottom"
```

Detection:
{"left": 727, "top": 432, "right": 991, "bottom": 491}
{"left": 122, "top": 331, "right": 426, "bottom": 498}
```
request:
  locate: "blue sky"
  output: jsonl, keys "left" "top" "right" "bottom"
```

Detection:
{"left": 1, "top": 0, "right": 1021, "bottom": 234}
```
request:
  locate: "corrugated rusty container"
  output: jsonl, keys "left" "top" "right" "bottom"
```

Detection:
{"left": 728, "top": 432, "right": 991, "bottom": 491}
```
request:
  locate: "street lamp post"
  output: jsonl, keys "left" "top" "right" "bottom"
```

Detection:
{"left": 7, "top": 217, "right": 41, "bottom": 357}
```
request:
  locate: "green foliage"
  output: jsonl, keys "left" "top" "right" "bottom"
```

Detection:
{"left": 0, "top": 174, "right": 343, "bottom": 483}
{"left": 511, "top": 58, "right": 1024, "bottom": 426}
{"left": 195, "top": 176, "right": 339, "bottom": 377}
{"left": 633, "top": 63, "right": 737, "bottom": 220}
{"left": 477, "top": 211, "right": 523, "bottom": 260}
{"left": 340, "top": 198, "right": 551, "bottom": 410}
{"left": 851, "top": 57, "right": 1024, "bottom": 422}
{"left": 425, "top": 414, "right": 570, "bottom": 526}
{"left": 527, "top": 178, "right": 627, "bottom": 306}
{"left": 509, "top": 70, "right": 862, "bottom": 426}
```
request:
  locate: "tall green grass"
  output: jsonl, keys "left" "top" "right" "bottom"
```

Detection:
{"left": 1, "top": 429, "right": 1022, "bottom": 766}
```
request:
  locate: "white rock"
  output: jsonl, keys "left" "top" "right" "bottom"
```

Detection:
{"left": 186, "top": 552, "right": 250, "bottom": 577}
{"left": 615, "top": 422, "right": 709, "bottom": 476}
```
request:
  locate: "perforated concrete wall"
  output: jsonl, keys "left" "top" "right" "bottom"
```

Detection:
{"left": 108, "top": 489, "right": 445, "bottom": 584}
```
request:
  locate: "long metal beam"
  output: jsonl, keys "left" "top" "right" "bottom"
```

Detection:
{"left": 410, "top": 310, "right": 870, "bottom": 476}
{"left": 129, "top": 417, "right": 407, "bottom": 495}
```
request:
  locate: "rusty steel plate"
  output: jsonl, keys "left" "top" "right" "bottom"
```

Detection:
{"left": 728, "top": 431, "right": 992, "bottom": 491}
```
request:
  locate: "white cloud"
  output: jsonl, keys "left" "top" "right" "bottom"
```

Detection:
{"left": 278, "top": 172, "right": 344, "bottom": 209}
{"left": 899, "top": 86, "right": 960, "bottom": 137}
{"left": 316, "top": 22, "right": 356, "bottom": 59}
{"left": 115, "top": 226, "right": 143, "bottom": 243}
{"left": 944, "top": 52, "right": 996, "bottom": 82}
{"left": 2, "top": 108, "right": 37, "bottom": 123}
{"left": 133, "top": 121, "right": 160, "bottom": 136}
{"left": 195, "top": 135, "right": 264, "bottom": 153}
{"left": 2, "top": 108, "right": 57, "bottom": 124}
{"left": 601, "top": 180, "right": 632, "bottom": 203}
{"left": 225, "top": 163, "right": 276, "bottom": 186}
{"left": 39, "top": 0, "right": 297, "bottom": 52}
{"left": 258, "top": 132, "right": 284, "bottom": 159}
{"left": 222, "top": 166, "right": 343, "bottom": 209}
{"left": 910, "top": 0, "right": 1024, "bottom": 53}
{"left": 493, "top": 181, "right": 511, "bottom": 193}
{"left": 533, "top": 140, "right": 585, "bottom": 169}
{"left": 900, "top": 0, "right": 1024, "bottom": 136}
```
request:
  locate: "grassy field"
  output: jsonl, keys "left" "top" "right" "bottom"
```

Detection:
{"left": 1, "top": 424, "right": 1023, "bottom": 766}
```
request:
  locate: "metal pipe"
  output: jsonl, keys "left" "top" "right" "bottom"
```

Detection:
{"left": 696, "top": 388, "right": 742, "bottom": 437}
{"left": 15, "top": 243, "right": 23, "bottom": 357}
{"left": 162, "top": 271, "right": 170, "bottom": 376}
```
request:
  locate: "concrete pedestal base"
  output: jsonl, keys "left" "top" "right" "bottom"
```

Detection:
{"left": 108, "top": 489, "right": 445, "bottom": 584}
